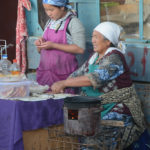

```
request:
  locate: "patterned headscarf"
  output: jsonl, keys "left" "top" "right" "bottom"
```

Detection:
{"left": 94, "top": 21, "right": 123, "bottom": 47}
{"left": 43, "top": 0, "right": 72, "bottom": 9}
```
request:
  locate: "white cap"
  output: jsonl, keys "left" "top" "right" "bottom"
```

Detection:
{"left": 94, "top": 21, "right": 123, "bottom": 47}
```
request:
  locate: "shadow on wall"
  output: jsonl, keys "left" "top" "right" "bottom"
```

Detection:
{"left": 38, "top": 0, "right": 49, "bottom": 30}
{"left": 76, "top": 42, "right": 93, "bottom": 67}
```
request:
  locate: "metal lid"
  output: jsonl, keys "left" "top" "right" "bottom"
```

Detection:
{"left": 64, "top": 96, "right": 101, "bottom": 109}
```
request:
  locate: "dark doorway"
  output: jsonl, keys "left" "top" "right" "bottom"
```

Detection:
{"left": 0, "top": 0, "right": 18, "bottom": 62}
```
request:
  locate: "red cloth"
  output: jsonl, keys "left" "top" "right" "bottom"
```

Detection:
{"left": 111, "top": 103, "right": 131, "bottom": 115}
{"left": 16, "top": 0, "right": 31, "bottom": 73}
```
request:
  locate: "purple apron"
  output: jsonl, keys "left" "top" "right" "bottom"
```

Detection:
{"left": 37, "top": 16, "right": 78, "bottom": 89}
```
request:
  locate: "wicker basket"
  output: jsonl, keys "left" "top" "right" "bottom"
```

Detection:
{"left": 47, "top": 124, "right": 123, "bottom": 150}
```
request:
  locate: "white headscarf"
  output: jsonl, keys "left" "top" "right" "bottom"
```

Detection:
{"left": 89, "top": 22, "right": 125, "bottom": 65}
{"left": 94, "top": 21, "right": 123, "bottom": 47}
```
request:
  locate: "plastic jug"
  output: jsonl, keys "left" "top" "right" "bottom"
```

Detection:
{"left": 9, "top": 59, "right": 20, "bottom": 75}
{"left": 1, "top": 54, "right": 12, "bottom": 75}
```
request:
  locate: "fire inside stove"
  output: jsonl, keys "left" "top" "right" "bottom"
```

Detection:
{"left": 68, "top": 109, "right": 78, "bottom": 120}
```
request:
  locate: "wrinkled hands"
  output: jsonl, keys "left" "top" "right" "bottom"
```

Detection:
{"left": 34, "top": 38, "right": 54, "bottom": 52}
{"left": 51, "top": 80, "right": 66, "bottom": 94}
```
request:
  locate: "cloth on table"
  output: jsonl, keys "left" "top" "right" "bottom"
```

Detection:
{"left": 0, "top": 98, "right": 64, "bottom": 150}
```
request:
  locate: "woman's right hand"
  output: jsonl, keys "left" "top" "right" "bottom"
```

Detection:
{"left": 34, "top": 38, "right": 45, "bottom": 46}
{"left": 51, "top": 80, "right": 66, "bottom": 94}
{"left": 34, "top": 38, "right": 45, "bottom": 52}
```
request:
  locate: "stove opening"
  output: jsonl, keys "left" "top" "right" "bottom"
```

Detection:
{"left": 68, "top": 109, "right": 78, "bottom": 120}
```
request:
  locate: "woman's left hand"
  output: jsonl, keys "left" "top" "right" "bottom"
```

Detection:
{"left": 37, "top": 41, "right": 54, "bottom": 50}
{"left": 51, "top": 80, "right": 66, "bottom": 94}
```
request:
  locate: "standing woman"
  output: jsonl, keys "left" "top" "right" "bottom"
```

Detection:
{"left": 34, "top": 0, "right": 85, "bottom": 88}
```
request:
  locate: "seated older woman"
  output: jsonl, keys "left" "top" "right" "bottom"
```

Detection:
{"left": 51, "top": 22, "right": 146, "bottom": 149}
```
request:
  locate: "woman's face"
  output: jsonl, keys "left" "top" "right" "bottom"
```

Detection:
{"left": 92, "top": 30, "right": 110, "bottom": 55}
{"left": 43, "top": 4, "right": 66, "bottom": 20}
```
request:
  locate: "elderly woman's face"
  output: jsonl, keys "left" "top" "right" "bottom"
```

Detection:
{"left": 92, "top": 31, "right": 110, "bottom": 54}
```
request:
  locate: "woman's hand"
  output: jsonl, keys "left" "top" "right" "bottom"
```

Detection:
{"left": 34, "top": 38, "right": 45, "bottom": 46}
{"left": 34, "top": 38, "right": 45, "bottom": 52}
{"left": 51, "top": 80, "right": 66, "bottom": 94}
{"left": 36, "top": 41, "right": 54, "bottom": 50}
